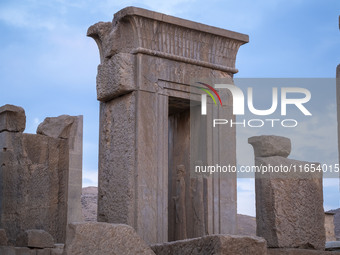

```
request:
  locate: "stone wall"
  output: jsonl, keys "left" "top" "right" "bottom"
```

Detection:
{"left": 37, "top": 115, "right": 83, "bottom": 224}
{"left": 0, "top": 245, "right": 64, "bottom": 255}
{"left": 0, "top": 105, "right": 82, "bottom": 244}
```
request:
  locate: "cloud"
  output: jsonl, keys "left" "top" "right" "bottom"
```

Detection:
{"left": 323, "top": 178, "right": 339, "bottom": 188}
{"left": 95, "top": 0, "right": 196, "bottom": 17}
{"left": 238, "top": 178, "right": 255, "bottom": 191}
{"left": 0, "top": 2, "right": 65, "bottom": 30}
{"left": 24, "top": 117, "right": 40, "bottom": 134}
{"left": 35, "top": 30, "right": 99, "bottom": 88}
{"left": 237, "top": 126, "right": 260, "bottom": 166}
{"left": 281, "top": 109, "right": 338, "bottom": 166}
{"left": 83, "top": 169, "right": 98, "bottom": 187}
{"left": 237, "top": 178, "right": 256, "bottom": 216}
{"left": 34, "top": 118, "right": 40, "bottom": 125}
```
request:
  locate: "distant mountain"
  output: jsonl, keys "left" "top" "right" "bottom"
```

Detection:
{"left": 237, "top": 214, "right": 256, "bottom": 236}
{"left": 81, "top": 186, "right": 98, "bottom": 222}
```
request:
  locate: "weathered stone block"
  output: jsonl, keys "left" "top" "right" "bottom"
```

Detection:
{"left": 51, "top": 244, "right": 64, "bottom": 255}
{"left": 0, "top": 109, "right": 82, "bottom": 247}
{"left": 0, "top": 104, "right": 26, "bottom": 133}
{"left": 64, "top": 222, "right": 155, "bottom": 255}
{"left": 151, "top": 235, "right": 267, "bottom": 255}
{"left": 37, "top": 249, "right": 51, "bottom": 255}
{"left": 37, "top": 115, "right": 75, "bottom": 139}
{"left": 37, "top": 115, "right": 83, "bottom": 224}
{"left": 0, "top": 228, "right": 8, "bottom": 246}
{"left": 0, "top": 246, "right": 60, "bottom": 255}
{"left": 14, "top": 247, "right": 37, "bottom": 255}
{"left": 0, "top": 131, "right": 69, "bottom": 244}
{"left": 248, "top": 135, "right": 291, "bottom": 158}
{"left": 51, "top": 249, "right": 63, "bottom": 255}
{"left": 96, "top": 53, "right": 135, "bottom": 102}
{"left": 16, "top": 230, "right": 54, "bottom": 248}
{"left": 253, "top": 156, "right": 325, "bottom": 250}
{"left": 97, "top": 93, "right": 137, "bottom": 225}
{"left": 0, "top": 246, "right": 16, "bottom": 255}
{"left": 268, "top": 248, "right": 333, "bottom": 255}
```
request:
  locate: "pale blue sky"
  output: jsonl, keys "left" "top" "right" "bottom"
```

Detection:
{"left": 0, "top": 0, "right": 339, "bottom": 216}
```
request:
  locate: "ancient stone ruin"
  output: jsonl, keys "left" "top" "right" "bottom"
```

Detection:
{"left": 249, "top": 135, "right": 325, "bottom": 250}
{"left": 0, "top": 105, "right": 82, "bottom": 245}
{"left": 87, "top": 6, "right": 248, "bottom": 244}
{"left": 0, "top": 6, "right": 336, "bottom": 255}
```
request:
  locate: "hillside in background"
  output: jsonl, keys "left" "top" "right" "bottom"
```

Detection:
{"left": 81, "top": 186, "right": 98, "bottom": 222}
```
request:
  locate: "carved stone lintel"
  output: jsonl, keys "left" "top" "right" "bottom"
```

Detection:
{"left": 87, "top": 6, "right": 249, "bottom": 101}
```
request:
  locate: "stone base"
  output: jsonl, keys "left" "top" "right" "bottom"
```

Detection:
{"left": 151, "top": 234, "right": 267, "bottom": 255}
{"left": 268, "top": 248, "right": 334, "bottom": 255}
{"left": 16, "top": 229, "right": 54, "bottom": 248}
{"left": 64, "top": 222, "right": 155, "bottom": 255}
{"left": 0, "top": 244, "right": 64, "bottom": 255}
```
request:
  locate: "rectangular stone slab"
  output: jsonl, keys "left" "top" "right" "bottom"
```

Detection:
{"left": 268, "top": 248, "right": 334, "bottom": 255}
{"left": 151, "top": 234, "right": 267, "bottom": 255}
{"left": 255, "top": 156, "right": 325, "bottom": 250}
{"left": 0, "top": 104, "right": 26, "bottom": 133}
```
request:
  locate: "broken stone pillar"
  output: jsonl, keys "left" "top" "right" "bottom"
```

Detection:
{"left": 37, "top": 115, "right": 83, "bottom": 224}
{"left": 88, "top": 7, "right": 248, "bottom": 243}
{"left": 249, "top": 135, "right": 325, "bottom": 250}
{"left": 0, "top": 105, "right": 83, "bottom": 244}
{"left": 0, "top": 104, "right": 25, "bottom": 132}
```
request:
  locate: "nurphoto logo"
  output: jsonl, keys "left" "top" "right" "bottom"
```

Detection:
{"left": 196, "top": 82, "right": 312, "bottom": 128}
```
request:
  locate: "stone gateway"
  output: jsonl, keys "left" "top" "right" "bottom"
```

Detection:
{"left": 88, "top": 6, "right": 248, "bottom": 244}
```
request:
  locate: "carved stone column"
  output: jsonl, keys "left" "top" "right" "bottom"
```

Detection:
{"left": 249, "top": 135, "right": 325, "bottom": 250}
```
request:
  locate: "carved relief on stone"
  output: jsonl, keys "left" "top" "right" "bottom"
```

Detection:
{"left": 190, "top": 175, "right": 206, "bottom": 237}
{"left": 173, "top": 165, "right": 187, "bottom": 240}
